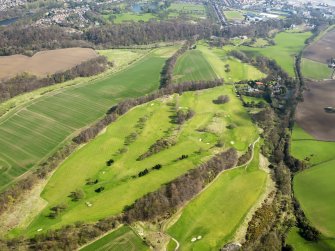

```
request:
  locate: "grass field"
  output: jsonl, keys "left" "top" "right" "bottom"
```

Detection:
{"left": 0, "top": 47, "right": 177, "bottom": 191}
{"left": 111, "top": 12, "right": 156, "bottom": 23}
{"left": 301, "top": 58, "right": 332, "bottom": 80}
{"left": 173, "top": 49, "right": 217, "bottom": 83}
{"left": 223, "top": 10, "right": 245, "bottom": 21}
{"left": 172, "top": 44, "right": 265, "bottom": 84}
{"left": 291, "top": 126, "right": 335, "bottom": 239}
{"left": 17, "top": 84, "right": 258, "bottom": 236}
{"left": 238, "top": 31, "right": 312, "bottom": 77}
{"left": 200, "top": 44, "right": 266, "bottom": 81}
{"left": 168, "top": 3, "right": 206, "bottom": 19}
{"left": 167, "top": 142, "right": 268, "bottom": 250}
{"left": 286, "top": 227, "right": 335, "bottom": 251}
{"left": 80, "top": 226, "right": 149, "bottom": 251}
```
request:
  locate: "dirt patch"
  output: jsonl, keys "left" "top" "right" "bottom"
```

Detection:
{"left": 296, "top": 80, "right": 335, "bottom": 141}
{"left": 303, "top": 28, "right": 335, "bottom": 64}
{"left": 0, "top": 47, "right": 98, "bottom": 80}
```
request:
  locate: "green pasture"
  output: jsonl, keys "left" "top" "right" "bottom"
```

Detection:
{"left": 286, "top": 227, "right": 335, "bottom": 251}
{"left": 110, "top": 12, "right": 156, "bottom": 23}
{"left": 223, "top": 10, "right": 245, "bottom": 21}
{"left": 167, "top": 142, "right": 268, "bottom": 250}
{"left": 18, "top": 85, "right": 257, "bottom": 236}
{"left": 301, "top": 58, "right": 332, "bottom": 80}
{"left": 291, "top": 126, "right": 335, "bottom": 239}
{"left": 197, "top": 43, "right": 266, "bottom": 82}
{"left": 291, "top": 126, "right": 335, "bottom": 165}
{"left": 80, "top": 226, "right": 149, "bottom": 251}
{"left": 173, "top": 49, "right": 217, "bottom": 83}
{"left": 294, "top": 159, "right": 335, "bottom": 237}
{"left": 168, "top": 3, "right": 206, "bottom": 19}
{"left": 238, "top": 32, "right": 312, "bottom": 77}
{"left": 0, "top": 47, "right": 178, "bottom": 191}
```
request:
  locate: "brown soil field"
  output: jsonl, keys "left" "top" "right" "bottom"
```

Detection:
{"left": 296, "top": 80, "right": 335, "bottom": 141}
{"left": 0, "top": 47, "right": 98, "bottom": 80}
{"left": 303, "top": 28, "right": 335, "bottom": 64}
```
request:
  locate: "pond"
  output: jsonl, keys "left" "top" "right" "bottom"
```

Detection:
{"left": 0, "top": 17, "right": 19, "bottom": 26}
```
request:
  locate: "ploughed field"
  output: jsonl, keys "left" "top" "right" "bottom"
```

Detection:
{"left": 295, "top": 80, "right": 335, "bottom": 141}
{"left": 303, "top": 28, "right": 335, "bottom": 65}
{"left": 19, "top": 85, "right": 259, "bottom": 236}
{"left": 0, "top": 47, "right": 177, "bottom": 191}
{"left": 0, "top": 48, "right": 98, "bottom": 80}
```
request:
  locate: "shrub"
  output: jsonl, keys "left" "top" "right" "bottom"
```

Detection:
{"left": 213, "top": 95, "right": 230, "bottom": 104}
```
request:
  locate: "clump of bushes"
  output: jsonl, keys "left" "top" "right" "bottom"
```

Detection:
{"left": 213, "top": 95, "right": 230, "bottom": 104}
{"left": 179, "top": 154, "right": 188, "bottom": 160}
{"left": 48, "top": 203, "right": 68, "bottom": 219}
{"left": 137, "top": 137, "right": 176, "bottom": 161}
{"left": 106, "top": 159, "right": 114, "bottom": 166}
{"left": 95, "top": 186, "right": 105, "bottom": 193}
{"left": 176, "top": 109, "right": 195, "bottom": 124}
{"left": 138, "top": 169, "right": 149, "bottom": 177}
{"left": 152, "top": 164, "right": 162, "bottom": 170}
{"left": 70, "top": 189, "right": 85, "bottom": 201}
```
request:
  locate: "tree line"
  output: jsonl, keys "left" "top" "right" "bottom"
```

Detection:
{"left": 73, "top": 79, "right": 223, "bottom": 144}
{"left": 0, "top": 78, "right": 223, "bottom": 223}
{"left": 0, "top": 56, "right": 109, "bottom": 103}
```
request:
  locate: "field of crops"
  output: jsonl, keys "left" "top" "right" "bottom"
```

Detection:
{"left": 173, "top": 49, "right": 217, "bottom": 83}
{"left": 0, "top": 47, "right": 177, "bottom": 191}
{"left": 167, "top": 142, "right": 268, "bottom": 250}
{"left": 16, "top": 84, "right": 258, "bottom": 236}
{"left": 239, "top": 31, "right": 312, "bottom": 77}
{"left": 81, "top": 226, "right": 149, "bottom": 251}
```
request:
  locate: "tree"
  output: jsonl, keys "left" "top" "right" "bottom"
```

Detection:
{"left": 70, "top": 189, "right": 85, "bottom": 201}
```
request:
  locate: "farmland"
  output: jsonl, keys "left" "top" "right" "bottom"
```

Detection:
{"left": 301, "top": 58, "right": 332, "bottom": 80}
{"left": 167, "top": 142, "right": 269, "bottom": 250}
{"left": 0, "top": 47, "right": 177, "bottom": 191}
{"left": 80, "top": 226, "right": 149, "bottom": 251}
{"left": 17, "top": 84, "right": 258, "bottom": 236}
{"left": 0, "top": 48, "right": 98, "bottom": 80}
{"left": 238, "top": 31, "right": 312, "bottom": 77}
{"left": 173, "top": 49, "right": 217, "bottom": 83}
{"left": 295, "top": 80, "right": 335, "bottom": 141}
{"left": 303, "top": 28, "right": 335, "bottom": 64}
{"left": 199, "top": 44, "right": 266, "bottom": 81}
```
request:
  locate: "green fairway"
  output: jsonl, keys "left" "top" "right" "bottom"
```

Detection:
{"left": 167, "top": 142, "right": 268, "bottom": 250}
{"left": 80, "top": 226, "right": 149, "bottom": 251}
{"left": 238, "top": 32, "right": 312, "bottom": 77}
{"left": 173, "top": 49, "right": 217, "bottom": 83}
{"left": 196, "top": 43, "right": 266, "bottom": 82}
{"left": 19, "top": 85, "right": 258, "bottom": 236}
{"left": 0, "top": 47, "right": 178, "bottom": 191}
{"left": 301, "top": 58, "right": 332, "bottom": 80}
{"left": 286, "top": 227, "right": 335, "bottom": 251}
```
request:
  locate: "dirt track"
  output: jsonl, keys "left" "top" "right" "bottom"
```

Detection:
{"left": 296, "top": 80, "right": 335, "bottom": 141}
{"left": 303, "top": 28, "right": 335, "bottom": 64}
{"left": 0, "top": 47, "right": 98, "bottom": 80}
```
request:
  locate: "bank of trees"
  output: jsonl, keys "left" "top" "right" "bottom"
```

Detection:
{"left": 0, "top": 56, "right": 109, "bottom": 103}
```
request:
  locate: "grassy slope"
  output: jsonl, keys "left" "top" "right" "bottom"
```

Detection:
{"left": 239, "top": 32, "right": 312, "bottom": 77}
{"left": 286, "top": 227, "right": 335, "bottom": 251}
{"left": 291, "top": 126, "right": 335, "bottom": 243}
{"left": 301, "top": 58, "right": 332, "bottom": 80}
{"left": 20, "top": 85, "right": 257, "bottom": 236}
{"left": 197, "top": 43, "right": 266, "bottom": 82}
{"left": 167, "top": 142, "right": 267, "bottom": 250}
{"left": 173, "top": 49, "right": 217, "bottom": 83}
{"left": 0, "top": 47, "right": 177, "bottom": 191}
{"left": 80, "top": 226, "right": 149, "bottom": 251}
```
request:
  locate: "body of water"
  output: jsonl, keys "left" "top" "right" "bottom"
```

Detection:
{"left": 0, "top": 17, "right": 19, "bottom": 26}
